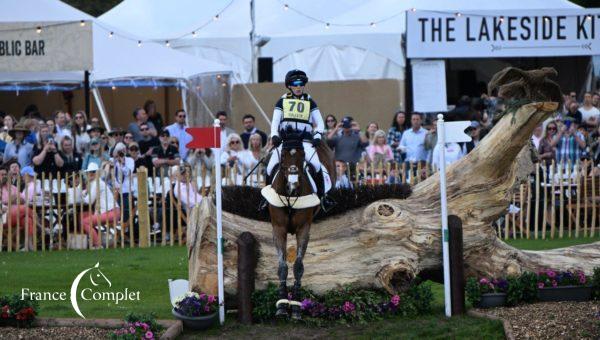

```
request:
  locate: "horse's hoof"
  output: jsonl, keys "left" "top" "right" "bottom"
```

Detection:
{"left": 291, "top": 306, "right": 302, "bottom": 321}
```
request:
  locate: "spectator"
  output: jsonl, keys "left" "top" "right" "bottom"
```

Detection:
{"left": 124, "top": 132, "right": 134, "bottom": 148}
{"left": 216, "top": 111, "right": 235, "bottom": 148}
{"left": 240, "top": 114, "right": 267, "bottom": 149}
{"left": 108, "top": 128, "right": 126, "bottom": 156}
{"left": 0, "top": 165, "right": 35, "bottom": 250}
{"left": 144, "top": 100, "right": 164, "bottom": 132}
{"left": 462, "top": 122, "right": 482, "bottom": 154}
{"left": 398, "top": 113, "right": 428, "bottom": 164}
{"left": 87, "top": 126, "right": 104, "bottom": 141}
{"left": 152, "top": 129, "right": 180, "bottom": 177}
{"left": 387, "top": 111, "right": 408, "bottom": 163}
{"left": 3, "top": 124, "right": 34, "bottom": 168}
{"left": 54, "top": 110, "right": 71, "bottom": 141}
{"left": 21, "top": 166, "right": 42, "bottom": 204}
{"left": 220, "top": 133, "right": 255, "bottom": 178}
{"left": 366, "top": 130, "right": 393, "bottom": 164}
{"left": 364, "top": 122, "right": 379, "bottom": 144}
{"left": 247, "top": 133, "right": 266, "bottom": 165}
{"left": 112, "top": 142, "right": 135, "bottom": 225}
{"left": 0, "top": 114, "right": 15, "bottom": 156}
{"left": 590, "top": 125, "right": 600, "bottom": 164}
{"left": 32, "top": 132, "right": 63, "bottom": 177}
{"left": 334, "top": 160, "right": 353, "bottom": 189}
{"left": 187, "top": 148, "right": 215, "bottom": 187}
{"left": 432, "top": 142, "right": 464, "bottom": 170}
{"left": 82, "top": 137, "right": 109, "bottom": 171}
{"left": 70, "top": 110, "right": 91, "bottom": 154}
{"left": 46, "top": 119, "right": 56, "bottom": 136}
{"left": 424, "top": 116, "right": 438, "bottom": 164}
{"left": 173, "top": 163, "right": 203, "bottom": 211}
{"left": 552, "top": 120, "right": 586, "bottom": 165}
{"left": 324, "top": 114, "right": 337, "bottom": 137}
{"left": 22, "top": 104, "right": 43, "bottom": 123}
{"left": 165, "top": 109, "right": 192, "bottom": 160}
{"left": 59, "top": 136, "right": 83, "bottom": 174}
{"left": 593, "top": 92, "right": 600, "bottom": 108}
{"left": 81, "top": 162, "right": 120, "bottom": 249}
{"left": 566, "top": 101, "right": 582, "bottom": 125}
{"left": 137, "top": 122, "right": 160, "bottom": 156}
{"left": 100, "top": 133, "right": 110, "bottom": 152}
{"left": 89, "top": 117, "right": 101, "bottom": 128}
{"left": 128, "top": 142, "right": 153, "bottom": 173}
{"left": 580, "top": 92, "right": 600, "bottom": 126}
{"left": 128, "top": 107, "right": 157, "bottom": 142}
{"left": 7, "top": 160, "right": 20, "bottom": 187}
{"left": 328, "top": 117, "right": 369, "bottom": 165}
{"left": 23, "top": 118, "right": 39, "bottom": 145}
{"left": 531, "top": 124, "right": 543, "bottom": 150}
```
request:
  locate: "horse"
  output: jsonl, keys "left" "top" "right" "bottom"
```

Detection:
{"left": 266, "top": 133, "right": 335, "bottom": 320}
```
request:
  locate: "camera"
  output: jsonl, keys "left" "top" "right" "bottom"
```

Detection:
{"left": 117, "top": 151, "right": 125, "bottom": 158}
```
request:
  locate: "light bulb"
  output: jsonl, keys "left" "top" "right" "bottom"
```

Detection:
{"left": 325, "top": 23, "right": 330, "bottom": 29}
{"left": 137, "top": 40, "right": 142, "bottom": 47}
{"left": 80, "top": 20, "right": 86, "bottom": 27}
{"left": 284, "top": 4, "right": 289, "bottom": 11}
{"left": 109, "top": 31, "right": 114, "bottom": 38}
{"left": 213, "top": 14, "right": 220, "bottom": 21}
{"left": 165, "top": 40, "right": 170, "bottom": 47}
{"left": 36, "top": 26, "right": 42, "bottom": 34}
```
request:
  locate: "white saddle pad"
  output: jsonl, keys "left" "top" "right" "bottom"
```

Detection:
{"left": 260, "top": 185, "right": 320, "bottom": 209}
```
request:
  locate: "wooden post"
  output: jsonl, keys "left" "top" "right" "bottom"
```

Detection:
{"left": 504, "top": 212, "right": 509, "bottom": 240}
{"left": 559, "top": 163, "right": 564, "bottom": 238}
{"left": 41, "top": 172, "right": 46, "bottom": 252}
{"left": 65, "top": 173, "right": 71, "bottom": 249}
{"left": 550, "top": 162, "right": 556, "bottom": 239}
{"left": 511, "top": 193, "right": 517, "bottom": 239}
{"left": 169, "top": 178, "right": 174, "bottom": 246}
{"left": 7, "top": 180, "right": 12, "bottom": 252}
{"left": 541, "top": 165, "right": 548, "bottom": 240}
{"left": 519, "top": 184, "right": 525, "bottom": 238}
{"left": 161, "top": 172, "right": 167, "bottom": 246}
{"left": 448, "top": 215, "right": 465, "bottom": 316}
{"left": 526, "top": 179, "right": 532, "bottom": 239}
{"left": 137, "top": 168, "right": 150, "bottom": 248}
{"left": 152, "top": 168, "right": 157, "bottom": 246}
{"left": 237, "top": 232, "right": 257, "bottom": 324}
{"left": 575, "top": 162, "right": 581, "bottom": 238}
{"left": 567, "top": 161, "right": 572, "bottom": 238}
{"left": 16, "top": 175, "right": 21, "bottom": 251}
{"left": 534, "top": 164, "right": 540, "bottom": 239}
{"left": 584, "top": 161, "right": 589, "bottom": 237}
{"left": 591, "top": 161, "right": 597, "bottom": 237}
{"left": 128, "top": 175, "right": 134, "bottom": 248}
{"left": 57, "top": 172, "right": 62, "bottom": 250}
{"left": 177, "top": 176, "right": 183, "bottom": 246}
{"left": 32, "top": 174, "right": 37, "bottom": 252}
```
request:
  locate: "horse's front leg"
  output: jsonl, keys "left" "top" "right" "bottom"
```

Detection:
{"left": 291, "top": 222, "right": 311, "bottom": 320}
{"left": 273, "top": 225, "right": 289, "bottom": 318}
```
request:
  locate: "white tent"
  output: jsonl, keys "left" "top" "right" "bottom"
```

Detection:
{"left": 99, "top": 0, "right": 580, "bottom": 83}
{"left": 0, "top": 0, "right": 232, "bottom": 88}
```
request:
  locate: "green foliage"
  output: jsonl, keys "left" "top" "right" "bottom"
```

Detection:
{"left": 402, "top": 280, "right": 433, "bottom": 315}
{"left": 124, "top": 312, "right": 162, "bottom": 333}
{"left": 592, "top": 267, "right": 600, "bottom": 301}
{"left": 518, "top": 272, "right": 539, "bottom": 303}
{"left": 251, "top": 282, "right": 281, "bottom": 323}
{"left": 0, "top": 293, "right": 39, "bottom": 327}
{"left": 465, "top": 277, "right": 481, "bottom": 306}
{"left": 505, "top": 276, "right": 522, "bottom": 307}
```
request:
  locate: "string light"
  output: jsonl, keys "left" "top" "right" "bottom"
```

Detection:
{"left": 36, "top": 26, "right": 42, "bottom": 34}
{"left": 137, "top": 40, "right": 142, "bottom": 47}
{"left": 284, "top": 4, "right": 289, "bottom": 11}
{"left": 165, "top": 40, "right": 170, "bottom": 47}
{"left": 221, "top": 82, "right": 227, "bottom": 87}
{"left": 455, "top": 12, "right": 462, "bottom": 17}
{"left": 410, "top": 8, "right": 416, "bottom": 12}
{"left": 587, "top": 15, "right": 593, "bottom": 20}
{"left": 108, "top": 31, "right": 114, "bottom": 38}
{"left": 80, "top": 20, "right": 85, "bottom": 27}
{"left": 370, "top": 22, "right": 376, "bottom": 27}
{"left": 544, "top": 17, "right": 549, "bottom": 22}
{"left": 111, "top": 86, "right": 116, "bottom": 90}
{"left": 213, "top": 14, "right": 220, "bottom": 21}
{"left": 325, "top": 22, "right": 330, "bottom": 29}
{"left": 192, "top": 31, "right": 197, "bottom": 37}
{"left": 499, "top": 16, "right": 505, "bottom": 23}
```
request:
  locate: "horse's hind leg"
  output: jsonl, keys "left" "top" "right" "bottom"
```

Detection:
{"left": 291, "top": 222, "right": 311, "bottom": 320}
{"left": 273, "top": 225, "right": 289, "bottom": 318}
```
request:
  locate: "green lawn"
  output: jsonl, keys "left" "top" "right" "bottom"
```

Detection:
{"left": 2, "top": 234, "right": 597, "bottom": 337}
{"left": 505, "top": 234, "right": 600, "bottom": 250}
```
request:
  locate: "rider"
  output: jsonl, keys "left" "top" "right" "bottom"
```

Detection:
{"left": 259, "top": 69, "right": 334, "bottom": 211}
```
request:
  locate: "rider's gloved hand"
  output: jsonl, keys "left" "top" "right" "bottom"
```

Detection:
{"left": 312, "top": 137, "right": 321, "bottom": 147}
{"left": 271, "top": 135, "right": 282, "bottom": 148}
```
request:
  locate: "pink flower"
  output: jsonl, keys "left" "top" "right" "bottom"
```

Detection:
{"left": 391, "top": 295, "right": 400, "bottom": 307}
{"left": 142, "top": 323, "right": 149, "bottom": 330}
{"left": 208, "top": 295, "right": 216, "bottom": 303}
{"left": 538, "top": 282, "right": 545, "bottom": 289}
{"left": 479, "top": 278, "right": 489, "bottom": 285}
{"left": 129, "top": 327, "right": 136, "bottom": 334}
{"left": 199, "top": 293, "right": 207, "bottom": 300}
{"left": 204, "top": 305, "right": 210, "bottom": 312}
{"left": 551, "top": 280, "right": 558, "bottom": 288}
{"left": 547, "top": 270, "right": 556, "bottom": 278}
{"left": 145, "top": 331, "right": 154, "bottom": 339}
{"left": 579, "top": 276, "right": 586, "bottom": 284}
{"left": 342, "top": 301, "right": 355, "bottom": 313}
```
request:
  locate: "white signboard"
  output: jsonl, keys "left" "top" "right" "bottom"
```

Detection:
{"left": 407, "top": 9, "right": 600, "bottom": 58}
{"left": 412, "top": 59, "right": 447, "bottom": 113}
{"left": 0, "top": 21, "right": 93, "bottom": 72}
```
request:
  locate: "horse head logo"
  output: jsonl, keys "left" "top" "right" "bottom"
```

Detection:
{"left": 70, "top": 262, "right": 111, "bottom": 319}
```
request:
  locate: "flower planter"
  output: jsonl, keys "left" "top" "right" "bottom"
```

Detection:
{"left": 537, "top": 285, "right": 592, "bottom": 302}
{"left": 172, "top": 308, "right": 218, "bottom": 330}
{"left": 477, "top": 293, "right": 507, "bottom": 308}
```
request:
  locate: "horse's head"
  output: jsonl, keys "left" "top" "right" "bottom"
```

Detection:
{"left": 88, "top": 262, "right": 112, "bottom": 288}
{"left": 278, "top": 136, "right": 306, "bottom": 197}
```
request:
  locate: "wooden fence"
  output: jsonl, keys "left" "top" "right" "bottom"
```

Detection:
{"left": 1, "top": 159, "right": 597, "bottom": 252}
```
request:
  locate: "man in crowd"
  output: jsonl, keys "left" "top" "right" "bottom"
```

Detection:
{"left": 240, "top": 114, "right": 267, "bottom": 149}
{"left": 216, "top": 111, "right": 235, "bottom": 148}
{"left": 54, "top": 110, "right": 71, "bottom": 141}
{"left": 328, "top": 117, "right": 369, "bottom": 168}
{"left": 593, "top": 92, "right": 599, "bottom": 108}
{"left": 108, "top": 128, "right": 126, "bottom": 156}
{"left": 59, "top": 136, "right": 82, "bottom": 174}
{"left": 128, "top": 107, "right": 157, "bottom": 142}
{"left": 3, "top": 124, "right": 33, "bottom": 168}
{"left": 552, "top": 120, "right": 586, "bottom": 165}
{"left": 565, "top": 101, "right": 582, "bottom": 125}
{"left": 137, "top": 122, "right": 160, "bottom": 156}
{"left": 152, "top": 129, "right": 180, "bottom": 176}
{"left": 32, "top": 133, "right": 64, "bottom": 177}
{"left": 165, "top": 109, "right": 192, "bottom": 160}
{"left": 398, "top": 113, "right": 428, "bottom": 165}
{"left": 580, "top": 92, "right": 600, "bottom": 126}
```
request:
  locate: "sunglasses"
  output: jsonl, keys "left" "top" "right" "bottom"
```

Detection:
{"left": 326, "top": 119, "right": 335, "bottom": 122}
{"left": 178, "top": 115, "right": 186, "bottom": 119}
{"left": 75, "top": 116, "right": 84, "bottom": 120}
{"left": 140, "top": 128, "right": 148, "bottom": 131}
{"left": 129, "top": 147, "right": 139, "bottom": 151}
{"left": 230, "top": 140, "right": 240, "bottom": 144}
{"left": 124, "top": 135, "right": 133, "bottom": 139}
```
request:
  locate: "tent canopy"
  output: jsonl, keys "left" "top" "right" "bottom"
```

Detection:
{"left": 99, "top": 0, "right": 580, "bottom": 82}
{"left": 0, "top": 0, "right": 232, "bottom": 89}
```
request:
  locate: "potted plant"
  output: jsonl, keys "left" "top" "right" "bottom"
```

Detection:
{"left": 536, "top": 269, "right": 592, "bottom": 302}
{"left": 172, "top": 292, "right": 218, "bottom": 330}
{"left": 466, "top": 277, "right": 508, "bottom": 308}
{"left": 0, "top": 294, "right": 38, "bottom": 328}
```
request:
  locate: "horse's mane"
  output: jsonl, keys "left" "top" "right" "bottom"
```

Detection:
{"left": 222, "top": 184, "right": 411, "bottom": 222}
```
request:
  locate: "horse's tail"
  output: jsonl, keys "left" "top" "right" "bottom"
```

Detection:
{"left": 316, "top": 142, "right": 336, "bottom": 184}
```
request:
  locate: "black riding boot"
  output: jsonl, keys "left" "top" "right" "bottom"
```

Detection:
{"left": 313, "top": 170, "right": 335, "bottom": 212}
{"left": 258, "top": 172, "right": 272, "bottom": 213}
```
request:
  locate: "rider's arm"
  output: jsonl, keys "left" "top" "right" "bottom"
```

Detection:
{"left": 271, "top": 107, "right": 283, "bottom": 137}
{"left": 310, "top": 108, "right": 325, "bottom": 139}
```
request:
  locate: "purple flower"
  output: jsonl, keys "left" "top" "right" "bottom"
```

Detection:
{"left": 301, "top": 298, "right": 313, "bottom": 310}
{"left": 130, "top": 327, "right": 136, "bottom": 334}
{"left": 390, "top": 295, "right": 400, "bottom": 307}
{"left": 551, "top": 280, "right": 558, "bottom": 288}
{"left": 288, "top": 292, "right": 293, "bottom": 300}
{"left": 479, "top": 278, "right": 489, "bottom": 285}
{"left": 199, "top": 293, "right": 207, "bottom": 300}
{"left": 208, "top": 295, "right": 216, "bottom": 303}
{"left": 342, "top": 301, "right": 355, "bottom": 313}
{"left": 145, "top": 331, "right": 154, "bottom": 339}
{"left": 538, "top": 282, "right": 545, "bottom": 289}
{"left": 547, "top": 270, "right": 556, "bottom": 278}
{"left": 204, "top": 305, "right": 210, "bottom": 312}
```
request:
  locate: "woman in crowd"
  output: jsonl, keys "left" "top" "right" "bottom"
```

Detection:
{"left": 70, "top": 111, "right": 91, "bottom": 154}
{"left": 3, "top": 124, "right": 33, "bottom": 168}
{"left": 387, "top": 111, "right": 408, "bottom": 163}
{"left": 173, "top": 163, "right": 203, "bottom": 211}
{"left": 220, "top": 133, "right": 254, "bottom": 185}
{"left": 144, "top": 100, "right": 164, "bottom": 132}
{"left": 324, "top": 114, "right": 338, "bottom": 138}
{"left": 365, "top": 122, "right": 379, "bottom": 144}
{"left": 0, "top": 166, "right": 35, "bottom": 250}
{"left": 82, "top": 137, "right": 110, "bottom": 171}
{"left": 0, "top": 115, "right": 15, "bottom": 144}
{"left": 186, "top": 148, "right": 215, "bottom": 189}
{"left": 127, "top": 142, "right": 153, "bottom": 173}
{"left": 538, "top": 120, "right": 558, "bottom": 166}
{"left": 366, "top": 130, "right": 394, "bottom": 165}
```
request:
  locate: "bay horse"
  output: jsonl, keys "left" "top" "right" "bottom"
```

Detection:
{"left": 268, "top": 133, "right": 335, "bottom": 320}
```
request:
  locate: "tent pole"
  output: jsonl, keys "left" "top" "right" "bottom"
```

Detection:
{"left": 84, "top": 70, "right": 91, "bottom": 116}
{"left": 91, "top": 87, "right": 112, "bottom": 131}
{"left": 181, "top": 85, "right": 189, "bottom": 126}
{"left": 250, "top": 0, "right": 256, "bottom": 83}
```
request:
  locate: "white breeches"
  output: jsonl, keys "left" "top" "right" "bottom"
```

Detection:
{"left": 266, "top": 142, "right": 321, "bottom": 176}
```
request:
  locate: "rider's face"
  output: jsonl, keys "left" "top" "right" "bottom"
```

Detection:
{"left": 290, "top": 85, "right": 304, "bottom": 96}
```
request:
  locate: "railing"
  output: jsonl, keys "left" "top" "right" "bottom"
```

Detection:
{"left": 1, "top": 159, "right": 597, "bottom": 252}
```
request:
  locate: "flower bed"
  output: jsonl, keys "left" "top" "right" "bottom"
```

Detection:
{"left": 251, "top": 280, "right": 433, "bottom": 325}
{"left": 466, "top": 277, "right": 508, "bottom": 308}
{"left": 172, "top": 292, "right": 218, "bottom": 330}
{"left": 0, "top": 294, "right": 38, "bottom": 327}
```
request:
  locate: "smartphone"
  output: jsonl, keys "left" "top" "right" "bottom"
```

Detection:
{"left": 565, "top": 120, "right": 572, "bottom": 129}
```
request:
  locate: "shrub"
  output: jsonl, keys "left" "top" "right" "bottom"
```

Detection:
{"left": 592, "top": 267, "right": 600, "bottom": 301}
{"left": 111, "top": 322, "right": 155, "bottom": 340}
{"left": 518, "top": 271, "right": 538, "bottom": 303}
{"left": 0, "top": 294, "right": 38, "bottom": 327}
{"left": 505, "top": 276, "right": 522, "bottom": 306}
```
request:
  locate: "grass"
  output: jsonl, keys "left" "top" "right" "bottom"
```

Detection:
{"left": 2, "top": 234, "right": 597, "bottom": 337}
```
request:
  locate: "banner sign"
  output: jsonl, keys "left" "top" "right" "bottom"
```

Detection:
{"left": 407, "top": 9, "right": 600, "bottom": 58}
{"left": 412, "top": 59, "right": 447, "bottom": 113}
{"left": 0, "top": 21, "right": 93, "bottom": 72}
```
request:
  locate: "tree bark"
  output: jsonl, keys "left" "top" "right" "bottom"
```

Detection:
{"left": 188, "top": 102, "right": 600, "bottom": 296}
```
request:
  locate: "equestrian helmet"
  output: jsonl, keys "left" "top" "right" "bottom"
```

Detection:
{"left": 285, "top": 69, "right": 308, "bottom": 87}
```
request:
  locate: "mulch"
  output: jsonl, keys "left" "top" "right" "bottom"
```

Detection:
{"left": 475, "top": 301, "right": 600, "bottom": 339}
{"left": 0, "top": 326, "right": 113, "bottom": 339}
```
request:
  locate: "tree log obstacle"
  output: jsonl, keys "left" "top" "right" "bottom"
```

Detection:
{"left": 188, "top": 101, "right": 600, "bottom": 296}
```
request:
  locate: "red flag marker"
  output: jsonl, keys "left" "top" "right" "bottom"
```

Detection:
{"left": 186, "top": 126, "right": 221, "bottom": 149}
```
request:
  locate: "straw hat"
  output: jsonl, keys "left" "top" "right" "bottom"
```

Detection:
{"left": 8, "top": 124, "right": 30, "bottom": 138}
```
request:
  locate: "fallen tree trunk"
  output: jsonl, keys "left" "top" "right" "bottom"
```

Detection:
{"left": 188, "top": 102, "right": 600, "bottom": 296}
